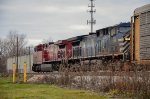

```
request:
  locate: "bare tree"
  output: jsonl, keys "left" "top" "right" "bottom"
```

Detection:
{"left": 4, "top": 31, "right": 27, "bottom": 57}
{"left": 0, "top": 38, "right": 7, "bottom": 72}
{"left": 0, "top": 31, "right": 28, "bottom": 73}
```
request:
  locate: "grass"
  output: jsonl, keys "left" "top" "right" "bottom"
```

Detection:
{"left": 0, "top": 77, "right": 107, "bottom": 99}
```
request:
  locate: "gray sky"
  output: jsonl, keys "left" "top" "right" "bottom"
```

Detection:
{"left": 0, "top": 0, "right": 150, "bottom": 45}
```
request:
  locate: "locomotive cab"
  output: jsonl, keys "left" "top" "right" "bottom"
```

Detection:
{"left": 32, "top": 44, "right": 43, "bottom": 72}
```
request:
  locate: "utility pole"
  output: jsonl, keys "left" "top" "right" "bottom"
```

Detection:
{"left": 28, "top": 46, "right": 31, "bottom": 72}
{"left": 16, "top": 35, "right": 19, "bottom": 82}
{"left": 16, "top": 36, "right": 18, "bottom": 74}
{"left": 87, "top": 0, "right": 96, "bottom": 33}
{"left": 26, "top": 46, "right": 32, "bottom": 72}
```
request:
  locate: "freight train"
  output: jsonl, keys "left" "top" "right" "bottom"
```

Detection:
{"left": 32, "top": 4, "right": 150, "bottom": 72}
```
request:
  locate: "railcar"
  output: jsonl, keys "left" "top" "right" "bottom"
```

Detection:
{"left": 130, "top": 4, "right": 150, "bottom": 70}
{"left": 32, "top": 44, "right": 43, "bottom": 72}
{"left": 32, "top": 43, "right": 55, "bottom": 72}
{"left": 67, "top": 36, "right": 85, "bottom": 59}
{"left": 55, "top": 40, "right": 72, "bottom": 61}
{"left": 32, "top": 23, "right": 130, "bottom": 72}
{"left": 96, "top": 23, "right": 130, "bottom": 60}
{"left": 80, "top": 33, "right": 97, "bottom": 58}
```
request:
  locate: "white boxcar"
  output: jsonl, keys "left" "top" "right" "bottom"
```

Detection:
{"left": 7, "top": 55, "right": 33, "bottom": 73}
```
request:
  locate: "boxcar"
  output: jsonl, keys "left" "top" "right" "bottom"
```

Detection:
{"left": 131, "top": 4, "right": 150, "bottom": 65}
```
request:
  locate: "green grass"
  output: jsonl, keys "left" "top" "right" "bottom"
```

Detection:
{"left": 0, "top": 77, "right": 107, "bottom": 99}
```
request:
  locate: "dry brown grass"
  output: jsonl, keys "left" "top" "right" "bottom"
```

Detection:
{"left": 27, "top": 63, "right": 150, "bottom": 99}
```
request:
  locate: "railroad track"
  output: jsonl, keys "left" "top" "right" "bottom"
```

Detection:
{"left": 21, "top": 71, "right": 150, "bottom": 78}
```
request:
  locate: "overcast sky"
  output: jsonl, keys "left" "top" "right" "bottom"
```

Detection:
{"left": 0, "top": 0, "right": 150, "bottom": 46}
